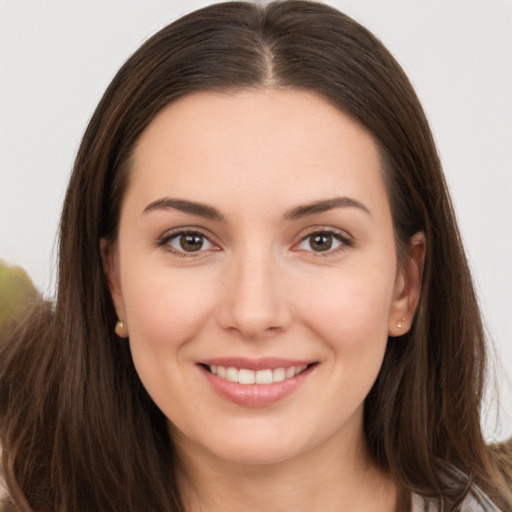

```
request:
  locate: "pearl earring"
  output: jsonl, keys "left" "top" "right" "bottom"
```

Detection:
{"left": 397, "top": 319, "right": 404, "bottom": 329}
{"left": 115, "top": 319, "right": 128, "bottom": 338}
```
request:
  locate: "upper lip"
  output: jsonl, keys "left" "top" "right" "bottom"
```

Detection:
{"left": 198, "top": 357, "right": 316, "bottom": 371}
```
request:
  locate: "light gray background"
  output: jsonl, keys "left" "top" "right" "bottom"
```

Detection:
{"left": 1, "top": 0, "right": 511, "bottom": 441}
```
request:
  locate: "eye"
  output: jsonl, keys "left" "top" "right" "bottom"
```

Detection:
{"left": 162, "top": 231, "right": 217, "bottom": 255}
{"left": 295, "top": 229, "right": 351, "bottom": 254}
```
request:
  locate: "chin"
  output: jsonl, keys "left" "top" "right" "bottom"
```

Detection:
{"left": 173, "top": 419, "right": 311, "bottom": 467}
{"left": 211, "top": 440, "right": 304, "bottom": 466}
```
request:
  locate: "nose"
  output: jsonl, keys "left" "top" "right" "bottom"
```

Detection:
{"left": 216, "top": 248, "right": 292, "bottom": 339}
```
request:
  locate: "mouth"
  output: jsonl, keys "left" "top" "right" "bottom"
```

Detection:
{"left": 201, "top": 363, "right": 311, "bottom": 384}
{"left": 197, "top": 359, "right": 317, "bottom": 407}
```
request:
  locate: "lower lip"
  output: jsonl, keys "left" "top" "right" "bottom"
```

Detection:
{"left": 199, "top": 365, "right": 315, "bottom": 408}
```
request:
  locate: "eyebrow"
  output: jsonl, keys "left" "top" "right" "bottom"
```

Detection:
{"left": 282, "top": 197, "right": 371, "bottom": 220}
{"left": 142, "top": 196, "right": 370, "bottom": 221}
{"left": 143, "top": 198, "right": 225, "bottom": 221}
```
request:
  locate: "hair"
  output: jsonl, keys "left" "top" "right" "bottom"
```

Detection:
{"left": 1, "top": 1, "right": 510, "bottom": 511}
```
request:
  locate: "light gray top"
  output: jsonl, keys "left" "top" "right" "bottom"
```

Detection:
{"left": 411, "top": 486, "right": 502, "bottom": 511}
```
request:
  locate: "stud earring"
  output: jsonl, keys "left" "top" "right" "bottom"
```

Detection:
{"left": 397, "top": 319, "right": 404, "bottom": 329}
{"left": 115, "top": 319, "right": 128, "bottom": 338}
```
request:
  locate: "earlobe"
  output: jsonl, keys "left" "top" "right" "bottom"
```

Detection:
{"left": 388, "top": 231, "right": 426, "bottom": 337}
{"left": 114, "top": 319, "right": 129, "bottom": 338}
{"left": 100, "top": 238, "right": 126, "bottom": 325}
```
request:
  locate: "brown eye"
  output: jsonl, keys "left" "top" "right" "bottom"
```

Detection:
{"left": 296, "top": 230, "right": 349, "bottom": 254}
{"left": 309, "top": 233, "right": 333, "bottom": 252}
{"left": 180, "top": 234, "right": 204, "bottom": 252}
{"left": 166, "top": 232, "right": 214, "bottom": 254}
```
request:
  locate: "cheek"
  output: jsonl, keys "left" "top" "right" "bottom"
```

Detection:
{"left": 292, "top": 262, "right": 396, "bottom": 420}
{"left": 119, "top": 262, "right": 221, "bottom": 419}
{"left": 292, "top": 261, "right": 396, "bottom": 353}
{"left": 120, "top": 263, "right": 218, "bottom": 358}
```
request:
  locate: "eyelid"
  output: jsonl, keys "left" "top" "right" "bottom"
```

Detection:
{"left": 156, "top": 225, "right": 352, "bottom": 257}
{"left": 157, "top": 227, "right": 221, "bottom": 256}
{"left": 292, "top": 226, "right": 353, "bottom": 255}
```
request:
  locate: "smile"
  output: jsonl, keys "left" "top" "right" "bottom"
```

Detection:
{"left": 198, "top": 359, "right": 316, "bottom": 408}
{"left": 207, "top": 364, "right": 309, "bottom": 385}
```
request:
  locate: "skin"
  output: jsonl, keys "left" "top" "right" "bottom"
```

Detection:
{"left": 103, "top": 89, "right": 425, "bottom": 512}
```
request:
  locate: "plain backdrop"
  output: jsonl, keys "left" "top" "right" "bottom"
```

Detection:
{"left": 1, "top": 0, "right": 511, "bottom": 441}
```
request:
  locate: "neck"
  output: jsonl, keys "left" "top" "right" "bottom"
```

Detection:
{"left": 175, "top": 428, "right": 397, "bottom": 512}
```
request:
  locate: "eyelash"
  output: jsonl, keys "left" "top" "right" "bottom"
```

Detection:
{"left": 294, "top": 228, "right": 353, "bottom": 257}
{"left": 157, "top": 229, "right": 219, "bottom": 257}
{"left": 157, "top": 227, "right": 353, "bottom": 257}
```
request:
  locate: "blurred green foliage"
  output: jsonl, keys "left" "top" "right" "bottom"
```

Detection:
{"left": 0, "top": 260, "right": 37, "bottom": 331}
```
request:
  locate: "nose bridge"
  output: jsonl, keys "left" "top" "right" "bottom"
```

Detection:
{"left": 217, "top": 241, "right": 291, "bottom": 338}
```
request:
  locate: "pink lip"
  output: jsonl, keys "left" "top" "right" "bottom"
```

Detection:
{"left": 197, "top": 360, "right": 316, "bottom": 408}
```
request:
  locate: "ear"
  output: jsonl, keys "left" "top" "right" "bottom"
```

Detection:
{"left": 100, "top": 237, "right": 127, "bottom": 335}
{"left": 388, "top": 231, "right": 426, "bottom": 337}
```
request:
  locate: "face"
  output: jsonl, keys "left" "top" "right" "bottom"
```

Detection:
{"left": 103, "top": 89, "right": 423, "bottom": 467}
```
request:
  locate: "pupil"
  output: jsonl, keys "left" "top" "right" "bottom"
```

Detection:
{"left": 311, "top": 233, "right": 332, "bottom": 251}
{"left": 180, "top": 234, "right": 203, "bottom": 252}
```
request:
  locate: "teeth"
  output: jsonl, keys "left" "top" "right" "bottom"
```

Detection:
{"left": 208, "top": 364, "right": 309, "bottom": 384}
{"left": 255, "top": 369, "right": 272, "bottom": 384}
{"left": 239, "top": 369, "right": 255, "bottom": 384}
{"left": 272, "top": 367, "right": 286, "bottom": 382}
{"left": 226, "top": 367, "right": 238, "bottom": 383}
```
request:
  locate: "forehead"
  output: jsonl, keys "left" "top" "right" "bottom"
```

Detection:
{"left": 127, "top": 88, "right": 388, "bottom": 218}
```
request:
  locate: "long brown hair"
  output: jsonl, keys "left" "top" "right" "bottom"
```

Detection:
{"left": 1, "top": 2, "right": 510, "bottom": 510}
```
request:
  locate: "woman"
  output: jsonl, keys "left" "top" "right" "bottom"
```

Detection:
{"left": 0, "top": 1, "right": 510, "bottom": 510}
